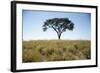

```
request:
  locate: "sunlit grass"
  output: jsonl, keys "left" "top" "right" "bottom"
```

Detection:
{"left": 22, "top": 40, "right": 91, "bottom": 63}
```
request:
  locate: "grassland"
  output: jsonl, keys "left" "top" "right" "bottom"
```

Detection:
{"left": 22, "top": 40, "right": 91, "bottom": 63}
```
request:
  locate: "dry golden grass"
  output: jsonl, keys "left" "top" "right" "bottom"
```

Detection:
{"left": 22, "top": 40, "right": 91, "bottom": 63}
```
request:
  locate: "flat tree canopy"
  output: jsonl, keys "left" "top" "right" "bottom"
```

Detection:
{"left": 43, "top": 18, "right": 74, "bottom": 39}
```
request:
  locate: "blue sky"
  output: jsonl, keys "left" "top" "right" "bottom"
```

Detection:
{"left": 22, "top": 10, "right": 91, "bottom": 40}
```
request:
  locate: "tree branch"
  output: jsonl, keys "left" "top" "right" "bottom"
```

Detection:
{"left": 52, "top": 26, "right": 59, "bottom": 34}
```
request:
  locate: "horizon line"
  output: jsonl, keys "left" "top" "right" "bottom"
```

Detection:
{"left": 23, "top": 39, "right": 91, "bottom": 41}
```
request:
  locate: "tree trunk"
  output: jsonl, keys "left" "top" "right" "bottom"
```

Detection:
{"left": 55, "top": 30, "right": 62, "bottom": 40}
{"left": 58, "top": 34, "right": 61, "bottom": 40}
{"left": 58, "top": 35, "right": 60, "bottom": 39}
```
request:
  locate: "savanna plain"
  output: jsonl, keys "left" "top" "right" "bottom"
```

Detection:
{"left": 23, "top": 40, "right": 91, "bottom": 63}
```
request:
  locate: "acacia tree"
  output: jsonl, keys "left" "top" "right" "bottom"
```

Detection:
{"left": 42, "top": 18, "right": 74, "bottom": 39}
